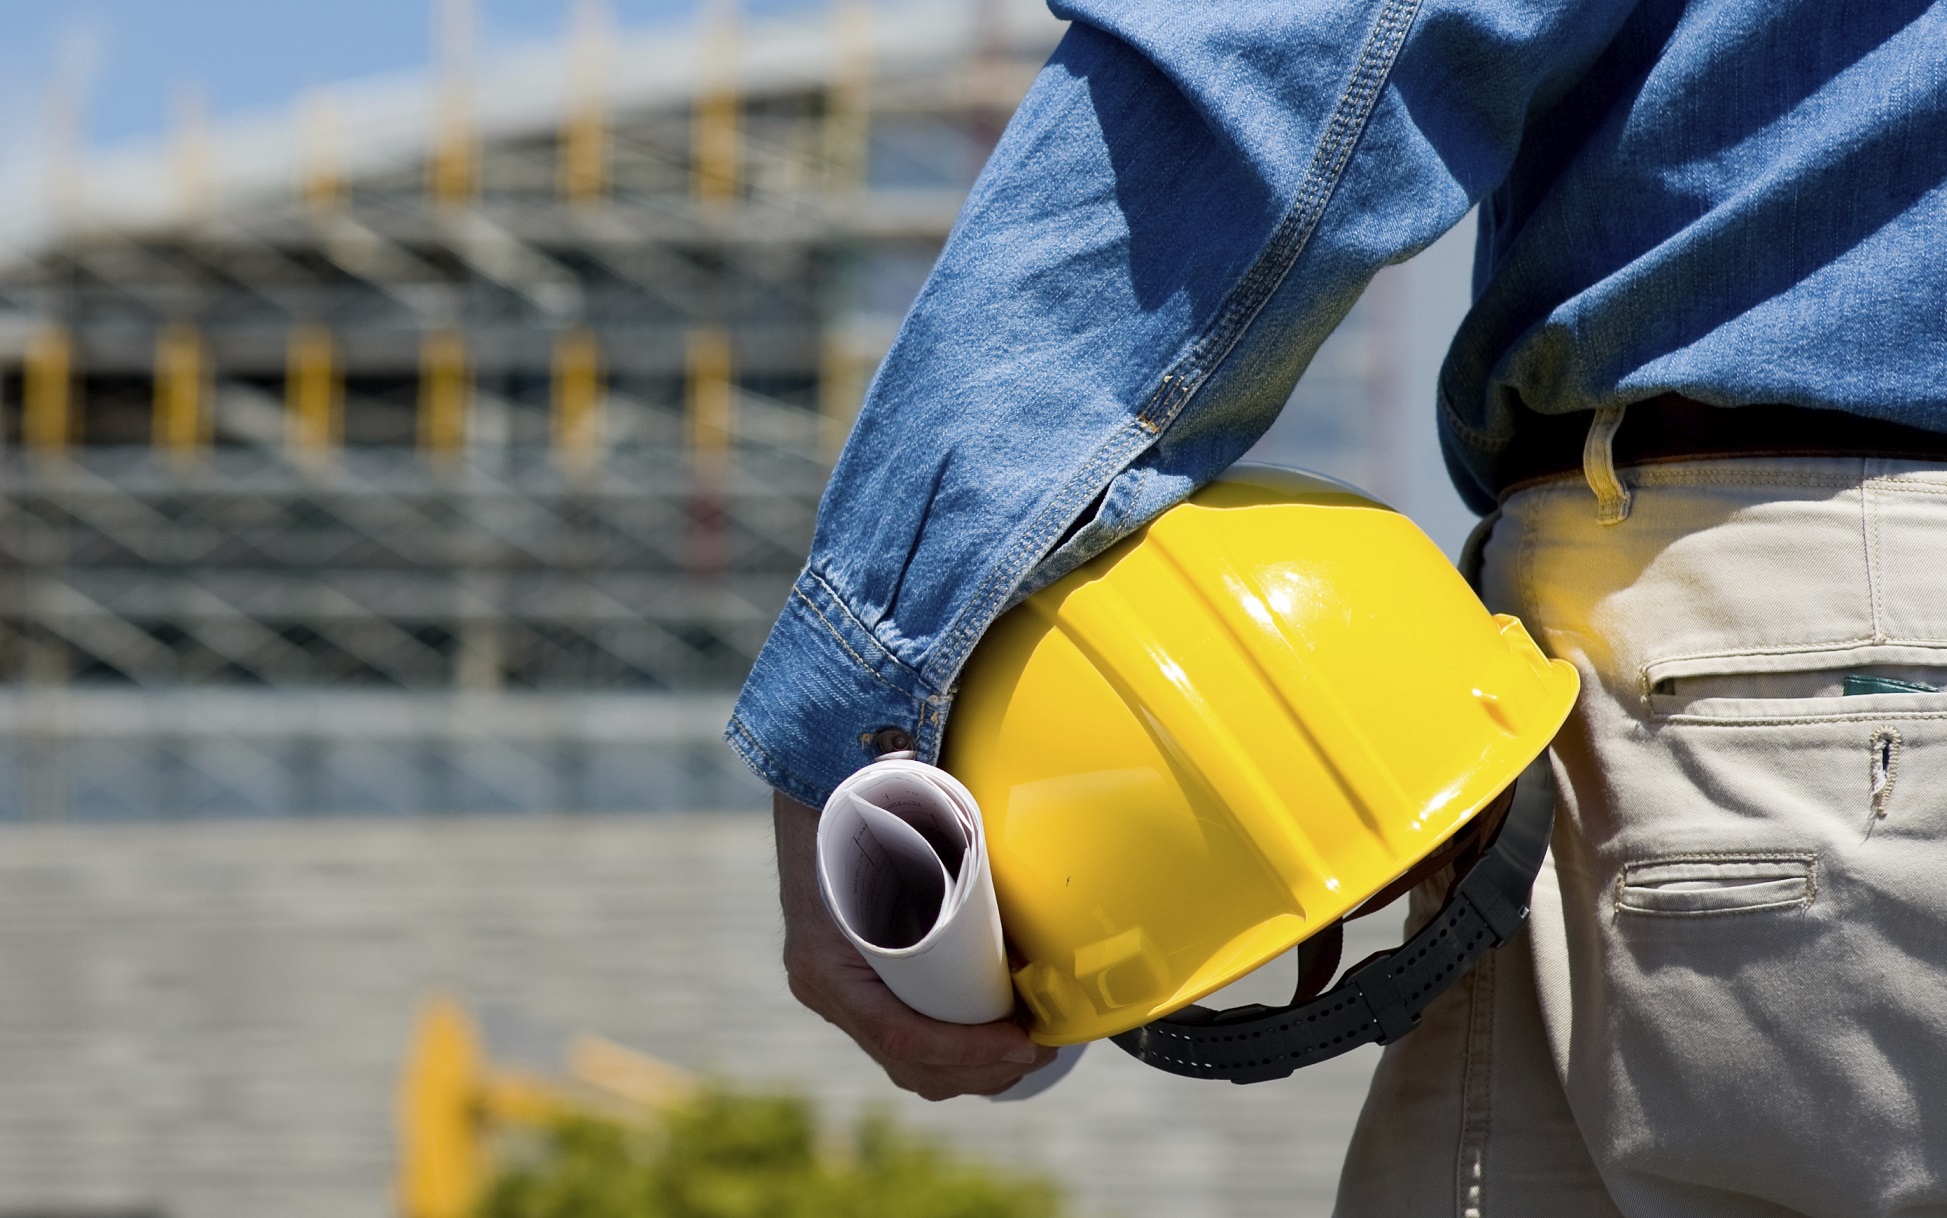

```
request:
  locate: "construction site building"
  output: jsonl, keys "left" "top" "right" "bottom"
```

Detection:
{"left": 0, "top": 0, "right": 1435, "bottom": 820}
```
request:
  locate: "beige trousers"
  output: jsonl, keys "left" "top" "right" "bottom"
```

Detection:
{"left": 1336, "top": 457, "right": 1947, "bottom": 1217}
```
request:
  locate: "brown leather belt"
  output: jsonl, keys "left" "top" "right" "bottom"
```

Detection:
{"left": 1497, "top": 394, "right": 1947, "bottom": 497}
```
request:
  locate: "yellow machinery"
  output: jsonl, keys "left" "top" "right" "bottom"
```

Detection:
{"left": 395, "top": 993, "right": 695, "bottom": 1218}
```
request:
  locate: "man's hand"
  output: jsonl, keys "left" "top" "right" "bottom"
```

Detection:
{"left": 773, "top": 789, "right": 1058, "bottom": 1100}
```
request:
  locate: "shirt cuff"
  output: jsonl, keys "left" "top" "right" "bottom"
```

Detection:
{"left": 724, "top": 566, "right": 946, "bottom": 808}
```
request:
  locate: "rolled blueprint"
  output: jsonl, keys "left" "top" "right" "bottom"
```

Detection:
{"left": 817, "top": 757, "right": 1084, "bottom": 1101}
{"left": 818, "top": 759, "right": 1012, "bottom": 1022}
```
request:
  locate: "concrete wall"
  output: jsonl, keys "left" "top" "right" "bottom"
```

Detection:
{"left": 0, "top": 814, "right": 1398, "bottom": 1218}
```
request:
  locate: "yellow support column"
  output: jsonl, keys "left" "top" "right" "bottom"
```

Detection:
{"left": 825, "top": 0, "right": 872, "bottom": 194}
{"left": 558, "top": 0, "right": 610, "bottom": 205}
{"left": 23, "top": 326, "right": 73, "bottom": 456}
{"left": 551, "top": 328, "right": 604, "bottom": 473}
{"left": 285, "top": 325, "right": 342, "bottom": 466}
{"left": 429, "top": 0, "right": 476, "bottom": 208}
{"left": 418, "top": 331, "right": 471, "bottom": 459}
{"left": 685, "top": 326, "right": 734, "bottom": 466}
{"left": 153, "top": 324, "right": 210, "bottom": 461}
{"left": 691, "top": 0, "right": 741, "bottom": 207}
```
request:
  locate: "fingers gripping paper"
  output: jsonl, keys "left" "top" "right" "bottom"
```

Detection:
{"left": 817, "top": 758, "right": 1084, "bottom": 1100}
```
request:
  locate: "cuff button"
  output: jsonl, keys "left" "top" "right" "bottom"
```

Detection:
{"left": 870, "top": 726, "right": 914, "bottom": 755}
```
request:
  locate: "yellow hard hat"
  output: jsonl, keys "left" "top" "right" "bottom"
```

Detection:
{"left": 940, "top": 464, "right": 1577, "bottom": 1081}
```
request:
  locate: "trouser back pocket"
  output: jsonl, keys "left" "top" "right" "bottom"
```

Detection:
{"left": 1614, "top": 854, "right": 1816, "bottom": 917}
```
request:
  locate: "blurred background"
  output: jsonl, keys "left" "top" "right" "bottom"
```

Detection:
{"left": 0, "top": 0, "right": 1479, "bottom": 1214}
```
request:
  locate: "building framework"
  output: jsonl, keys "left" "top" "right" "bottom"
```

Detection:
{"left": 0, "top": 0, "right": 1427, "bottom": 820}
{"left": 0, "top": 0, "right": 1062, "bottom": 818}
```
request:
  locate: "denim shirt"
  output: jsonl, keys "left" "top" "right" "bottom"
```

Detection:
{"left": 727, "top": 0, "right": 1947, "bottom": 807}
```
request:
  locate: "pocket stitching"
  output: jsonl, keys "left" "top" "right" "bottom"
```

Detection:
{"left": 1638, "top": 642, "right": 1947, "bottom": 702}
{"left": 1661, "top": 708, "right": 1947, "bottom": 727}
{"left": 1650, "top": 691, "right": 1947, "bottom": 724}
{"left": 1615, "top": 852, "right": 1817, "bottom": 918}
{"left": 1869, "top": 725, "right": 1901, "bottom": 829}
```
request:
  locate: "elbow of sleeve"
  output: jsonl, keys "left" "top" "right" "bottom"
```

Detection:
{"left": 724, "top": 567, "right": 942, "bottom": 808}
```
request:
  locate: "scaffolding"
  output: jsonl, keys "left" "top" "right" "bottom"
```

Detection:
{"left": 0, "top": 0, "right": 1064, "bottom": 818}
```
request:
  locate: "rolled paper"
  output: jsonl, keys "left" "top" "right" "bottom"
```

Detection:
{"left": 817, "top": 760, "right": 1012, "bottom": 1024}
{"left": 817, "top": 757, "right": 1086, "bottom": 1098}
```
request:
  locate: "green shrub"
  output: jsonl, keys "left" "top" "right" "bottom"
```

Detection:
{"left": 479, "top": 1086, "right": 1067, "bottom": 1218}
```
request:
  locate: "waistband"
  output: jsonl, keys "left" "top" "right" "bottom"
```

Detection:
{"left": 1497, "top": 394, "right": 1947, "bottom": 499}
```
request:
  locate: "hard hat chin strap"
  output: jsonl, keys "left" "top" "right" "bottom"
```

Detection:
{"left": 1109, "top": 775, "right": 1555, "bottom": 1085}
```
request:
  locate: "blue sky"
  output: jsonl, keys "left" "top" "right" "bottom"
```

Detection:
{"left": 0, "top": 0, "right": 824, "bottom": 161}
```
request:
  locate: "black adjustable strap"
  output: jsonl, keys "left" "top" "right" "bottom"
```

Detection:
{"left": 1110, "top": 777, "right": 1554, "bottom": 1084}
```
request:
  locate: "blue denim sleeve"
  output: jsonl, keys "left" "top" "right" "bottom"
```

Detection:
{"left": 727, "top": 0, "right": 1637, "bottom": 807}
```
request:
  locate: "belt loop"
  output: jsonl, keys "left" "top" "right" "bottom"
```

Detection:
{"left": 1582, "top": 404, "right": 1632, "bottom": 525}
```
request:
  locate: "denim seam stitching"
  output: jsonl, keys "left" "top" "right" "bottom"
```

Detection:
{"left": 916, "top": 0, "right": 1427, "bottom": 746}
{"left": 802, "top": 567, "right": 928, "bottom": 682}
{"left": 793, "top": 587, "right": 913, "bottom": 701}
{"left": 794, "top": 571, "right": 930, "bottom": 704}
{"left": 925, "top": 427, "right": 1151, "bottom": 705}
{"left": 1132, "top": 0, "right": 1424, "bottom": 438}
{"left": 1006, "top": 463, "right": 1157, "bottom": 612}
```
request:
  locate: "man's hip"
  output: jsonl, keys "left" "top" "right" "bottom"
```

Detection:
{"left": 1500, "top": 456, "right": 1947, "bottom": 1216}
